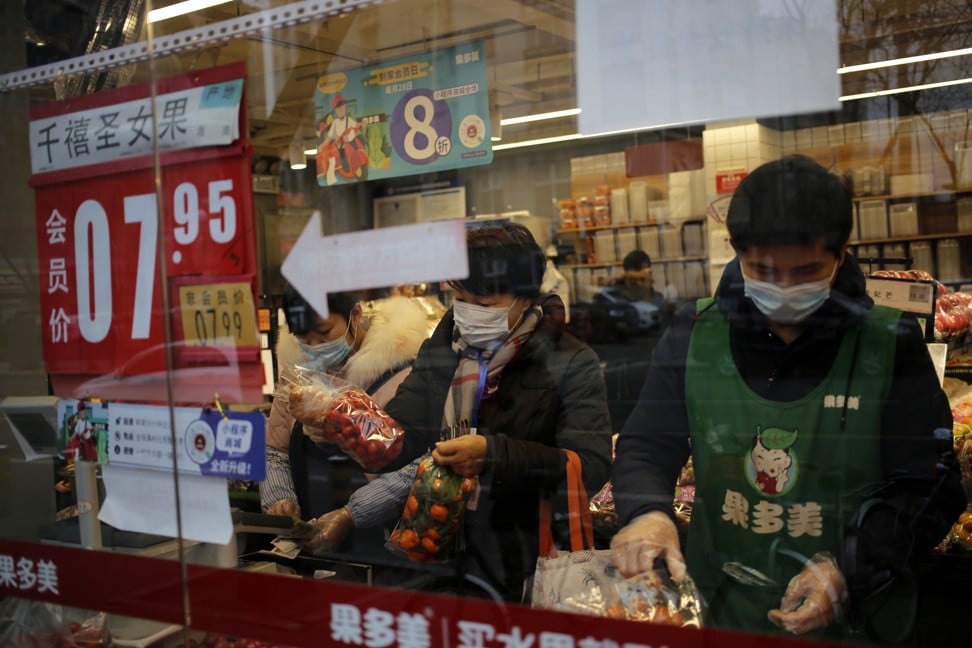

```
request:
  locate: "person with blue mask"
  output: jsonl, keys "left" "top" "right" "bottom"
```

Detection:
{"left": 261, "top": 288, "right": 433, "bottom": 522}
{"left": 610, "top": 155, "right": 964, "bottom": 642}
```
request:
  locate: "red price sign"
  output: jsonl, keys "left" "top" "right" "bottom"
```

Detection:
{"left": 30, "top": 63, "right": 264, "bottom": 404}
{"left": 715, "top": 168, "right": 748, "bottom": 195}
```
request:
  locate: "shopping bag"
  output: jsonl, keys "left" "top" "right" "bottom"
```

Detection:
{"left": 530, "top": 450, "right": 704, "bottom": 626}
{"left": 531, "top": 449, "right": 613, "bottom": 609}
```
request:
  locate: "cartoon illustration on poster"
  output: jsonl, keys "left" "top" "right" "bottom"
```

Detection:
{"left": 57, "top": 399, "right": 108, "bottom": 464}
{"left": 315, "top": 40, "right": 492, "bottom": 186}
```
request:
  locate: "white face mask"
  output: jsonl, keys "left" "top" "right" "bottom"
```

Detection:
{"left": 453, "top": 300, "right": 513, "bottom": 348}
{"left": 742, "top": 261, "right": 838, "bottom": 325}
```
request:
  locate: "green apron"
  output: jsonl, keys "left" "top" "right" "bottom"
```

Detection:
{"left": 684, "top": 299, "right": 900, "bottom": 635}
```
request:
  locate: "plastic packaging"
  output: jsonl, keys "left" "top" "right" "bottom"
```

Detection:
{"left": 279, "top": 366, "right": 404, "bottom": 471}
{"left": 561, "top": 563, "right": 705, "bottom": 627}
{"left": 386, "top": 455, "right": 477, "bottom": 563}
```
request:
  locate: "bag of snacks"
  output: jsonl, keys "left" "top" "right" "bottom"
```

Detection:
{"left": 279, "top": 365, "right": 404, "bottom": 471}
{"left": 601, "top": 567, "right": 705, "bottom": 627}
{"left": 386, "top": 455, "right": 477, "bottom": 563}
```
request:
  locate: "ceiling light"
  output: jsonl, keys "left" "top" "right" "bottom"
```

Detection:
{"left": 148, "top": 0, "right": 235, "bottom": 23}
{"left": 839, "top": 47, "right": 972, "bottom": 75}
{"left": 288, "top": 142, "right": 307, "bottom": 170}
{"left": 492, "top": 133, "right": 582, "bottom": 151}
{"left": 304, "top": 147, "right": 318, "bottom": 156}
{"left": 840, "top": 76, "right": 972, "bottom": 101}
{"left": 500, "top": 108, "right": 581, "bottom": 127}
{"left": 492, "top": 118, "right": 705, "bottom": 151}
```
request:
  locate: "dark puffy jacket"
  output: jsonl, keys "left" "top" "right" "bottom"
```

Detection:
{"left": 384, "top": 293, "right": 613, "bottom": 600}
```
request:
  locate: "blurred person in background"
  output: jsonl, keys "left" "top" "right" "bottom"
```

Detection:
{"left": 611, "top": 249, "right": 668, "bottom": 323}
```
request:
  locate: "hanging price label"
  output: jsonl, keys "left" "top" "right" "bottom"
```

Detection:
{"left": 29, "top": 63, "right": 263, "bottom": 404}
{"left": 177, "top": 281, "right": 259, "bottom": 347}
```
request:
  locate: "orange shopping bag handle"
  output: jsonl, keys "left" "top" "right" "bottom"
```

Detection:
{"left": 538, "top": 449, "right": 594, "bottom": 557}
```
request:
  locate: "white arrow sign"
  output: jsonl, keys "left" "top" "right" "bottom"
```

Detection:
{"left": 281, "top": 212, "right": 469, "bottom": 317}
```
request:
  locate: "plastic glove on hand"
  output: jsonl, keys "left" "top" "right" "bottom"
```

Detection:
{"left": 768, "top": 552, "right": 847, "bottom": 635}
{"left": 266, "top": 498, "right": 301, "bottom": 520}
{"left": 610, "top": 510, "right": 686, "bottom": 580}
{"left": 301, "top": 506, "right": 354, "bottom": 556}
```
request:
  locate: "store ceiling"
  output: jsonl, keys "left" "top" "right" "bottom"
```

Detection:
{"left": 22, "top": 0, "right": 972, "bottom": 159}
{"left": 137, "top": 0, "right": 581, "bottom": 158}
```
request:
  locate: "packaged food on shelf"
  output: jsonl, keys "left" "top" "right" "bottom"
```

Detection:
{"left": 594, "top": 205, "right": 612, "bottom": 227}
{"left": 934, "top": 290, "right": 972, "bottom": 341}
{"left": 858, "top": 199, "right": 888, "bottom": 239}
{"left": 610, "top": 187, "right": 629, "bottom": 224}
{"left": 558, "top": 199, "right": 577, "bottom": 230}
{"left": 638, "top": 227, "right": 661, "bottom": 260}
{"left": 889, "top": 202, "right": 919, "bottom": 237}
{"left": 594, "top": 231, "right": 618, "bottom": 263}
{"left": 576, "top": 196, "right": 595, "bottom": 228}
{"left": 627, "top": 181, "right": 649, "bottom": 224}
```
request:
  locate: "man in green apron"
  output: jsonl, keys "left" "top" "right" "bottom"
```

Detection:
{"left": 610, "top": 155, "right": 964, "bottom": 641}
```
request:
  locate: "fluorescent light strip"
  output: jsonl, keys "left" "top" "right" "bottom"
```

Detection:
{"left": 840, "top": 76, "right": 972, "bottom": 101}
{"left": 492, "top": 133, "right": 582, "bottom": 151}
{"left": 493, "top": 118, "right": 705, "bottom": 151}
{"left": 839, "top": 47, "right": 972, "bottom": 74}
{"left": 499, "top": 108, "right": 581, "bottom": 126}
{"left": 148, "top": 0, "right": 235, "bottom": 23}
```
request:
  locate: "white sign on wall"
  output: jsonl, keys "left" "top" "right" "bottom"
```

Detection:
{"left": 576, "top": 0, "right": 840, "bottom": 135}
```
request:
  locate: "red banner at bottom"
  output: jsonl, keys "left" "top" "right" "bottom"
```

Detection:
{"left": 0, "top": 539, "right": 849, "bottom": 648}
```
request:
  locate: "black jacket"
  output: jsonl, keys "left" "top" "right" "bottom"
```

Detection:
{"left": 384, "top": 293, "right": 613, "bottom": 600}
{"left": 614, "top": 255, "right": 964, "bottom": 602}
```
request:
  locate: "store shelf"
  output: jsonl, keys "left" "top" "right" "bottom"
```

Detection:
{"left": 852, "top": 188, "right": 971, "bottom": 202}
{"left": 562, "top": 255, "right": 708, "bottom": 269}
{"left": 558, "top": 222, "right": 660, "bottom": 235}
{"left": 557, "top": 218, "right": 705, "bottom": 236}
{"left": 851, "top": 232, "right": 972, "bottom": 245}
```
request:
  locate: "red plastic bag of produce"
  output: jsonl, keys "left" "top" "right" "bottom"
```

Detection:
{"left": 386, "top": 455, "right": 477, "bottom": 563}
{"left": 279, "top": 366, "right": 404, "bottom": 471}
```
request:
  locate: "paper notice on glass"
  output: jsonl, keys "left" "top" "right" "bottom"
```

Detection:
{"left": 99, "top": 464, "right": 233, "bottom": 544}
{"left": 576, "top": 0, "right": 840, "bottom": 135}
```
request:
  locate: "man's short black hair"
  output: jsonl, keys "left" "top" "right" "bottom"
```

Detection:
{"left": 282, "top": 286, "right": 359, "bottom": 336}
{"left": 727, "top": 154, "right": 852, "bottom": 256}
{"left": 451, "top": 222, "right": 544, "bottom": 298}
{"left": 622, "top": 249, "right": 652, "bottom": 272}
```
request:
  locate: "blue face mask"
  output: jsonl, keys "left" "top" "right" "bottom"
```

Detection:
{"left": 299, "top": 332, "right": 352, "bottom": 370}
{"left": 742, "top": 261, "right": 838, "bottom": 325}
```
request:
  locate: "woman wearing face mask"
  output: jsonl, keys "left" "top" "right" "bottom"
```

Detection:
{"left": 367, "top": 223, "right": 613, "bottom": 601}
{"left": 261, "top": 288, "right": 432, "bottom": 520}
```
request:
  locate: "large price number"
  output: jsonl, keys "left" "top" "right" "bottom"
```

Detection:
{"left": 390, "top": 88, "right": 453, "bottom": 165}
{"left": 72, "top": 179, "right": 237, "bottom": 343}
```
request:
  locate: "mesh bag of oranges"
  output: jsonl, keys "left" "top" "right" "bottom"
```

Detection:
{"left": 386, "top": 455, "right": 477, "bottom": 563}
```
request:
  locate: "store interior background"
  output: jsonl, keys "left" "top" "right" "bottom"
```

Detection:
{"left": 2, "top": 1, "right": 972, "bottom": 530}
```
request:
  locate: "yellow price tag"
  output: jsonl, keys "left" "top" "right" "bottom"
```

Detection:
{"left": 178, "top": 282, "right": 258, "bottom": 347}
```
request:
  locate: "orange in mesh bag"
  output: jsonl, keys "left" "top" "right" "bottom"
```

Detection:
{"left": 386, "top": 455, "right": 477, "bottom": 562}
